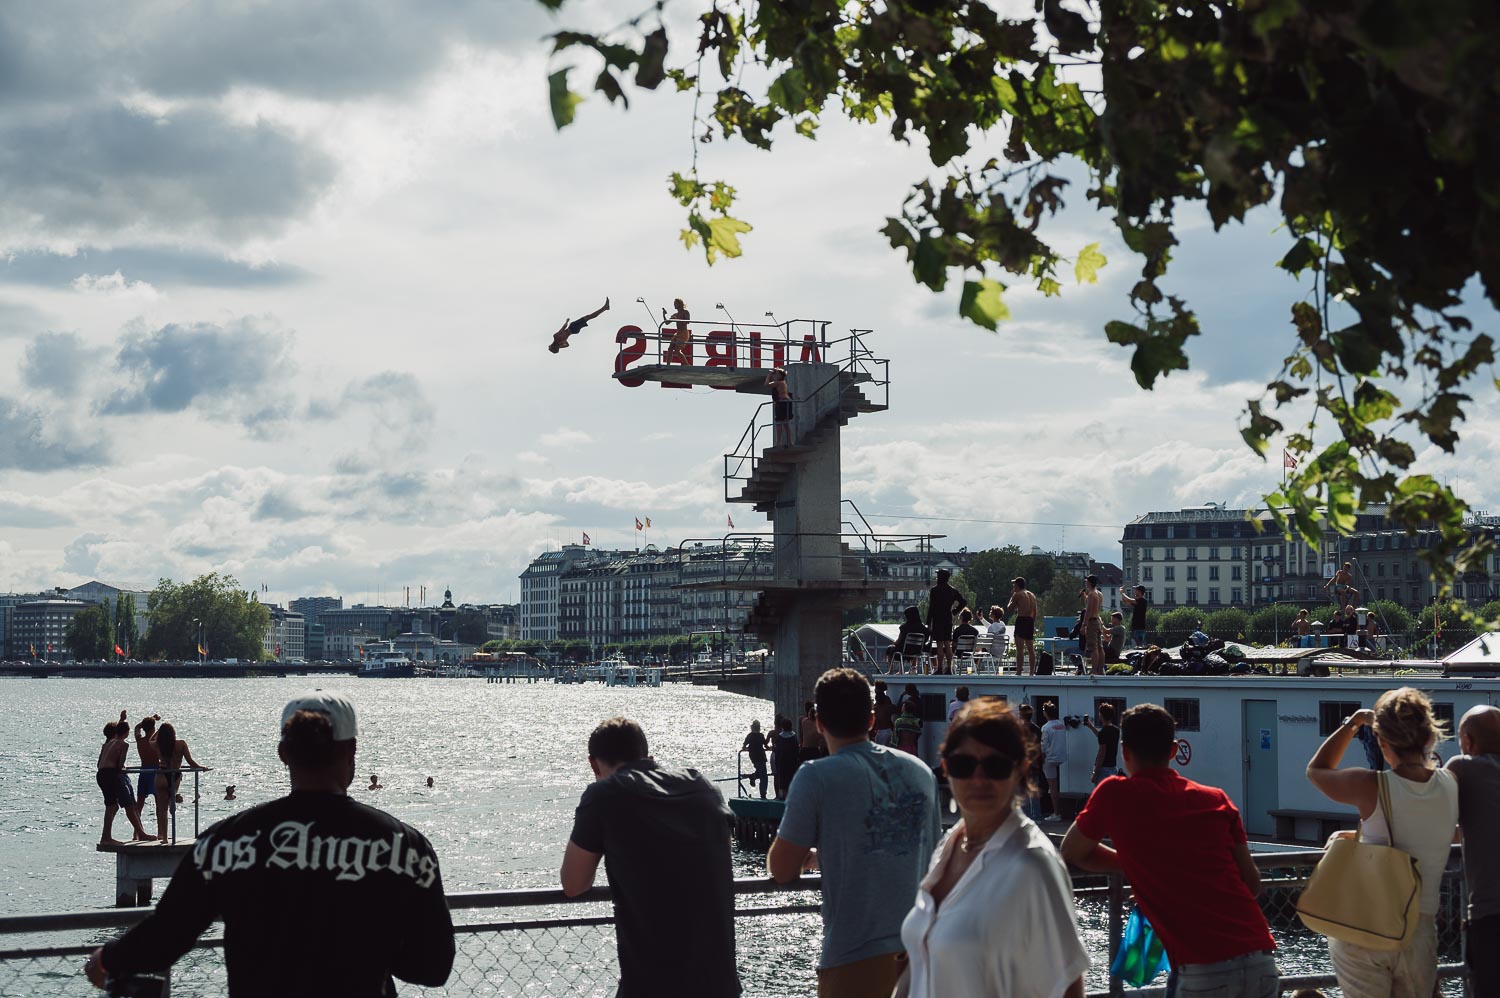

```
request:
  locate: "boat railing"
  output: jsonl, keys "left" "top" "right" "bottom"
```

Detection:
{"left": 0, "top": 848, "right": 1468, "bottom": 996}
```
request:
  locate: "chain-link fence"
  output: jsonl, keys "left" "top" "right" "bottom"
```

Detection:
{"left": 0, "top": 854, "right": 1470, "bottom": 997}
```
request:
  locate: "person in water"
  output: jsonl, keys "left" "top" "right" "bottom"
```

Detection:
{"left": 548, "top": 298, "right": 610, "bottom": 354}
{"left": 369, "top": 774, "right": 384, "bottom": 790}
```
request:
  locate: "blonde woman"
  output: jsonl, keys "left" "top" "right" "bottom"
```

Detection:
{"left": 1306, "top": 687, "right": 1458, "bottom": 998}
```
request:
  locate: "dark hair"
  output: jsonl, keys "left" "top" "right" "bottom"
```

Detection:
{"left": 959, "top": 608, "right": 972, "bottom": 623}
{"left": 103, "top": 721, "right": 119, "bottom": 739}
{"left": 777, "top": 715, "right": 792, "bottom": 732}
{"left": 936, "top": 569, "right": 950, "bottom": 582}
{"left": 156, "top": 722, "right": 178, "bottom": 765}
{"left": 1042, "top": 701, "right": 1058, "bottom": 720}
{"left": 280, "top": 710, "right": 341, "bottom": 767}
{"left": 903, "top": 606, "right": 921, "bottom": 625}
{"left": 1098, "top": 702, "right": 1116, "bottom": 724}
{"left": 955, "top": 686, "right": 970, "bottom": 701}
{"left": 1018, "top": 703, "right": 1033, "bottom": 717}
{"left": 138, "top": 717, "right": 156, "bottom": 735}
{"left": 1121, "top": 703, "right": 1176, "bottom": 765}
{"left": 1013, "top": 577, "right": 1027, "bottom": 589}
{"left": 942, "top": 699, "right": 1037, "bottom": 794}
{"left": 804, "top": 701, "right": 815, "bottom": 718}
{"left": 815, "top": 668, "right": 873, "bottom": 738}
{"left": 587, "top": 716, "right": 649, "bottom": 765}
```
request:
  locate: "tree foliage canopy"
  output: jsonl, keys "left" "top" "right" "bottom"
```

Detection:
{"left": 540, "top": 0, "right": 1500, "bottom": 598}
{"left": 65, "top": 604, "right": 112, "bottom": 660}
{"left": 142, "top": 573, "right": 270, "bottom": 661}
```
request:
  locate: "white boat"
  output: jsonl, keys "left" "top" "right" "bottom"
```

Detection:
{"left": 358, "top": 642, "right": 418, "bottom": 678}
{"left": 893, "top": 638, "right": 1500, "bottom": 843}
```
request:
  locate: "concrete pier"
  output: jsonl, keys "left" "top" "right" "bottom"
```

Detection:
{"left": 97, "top": 840, "right": 193, "bottom": 907}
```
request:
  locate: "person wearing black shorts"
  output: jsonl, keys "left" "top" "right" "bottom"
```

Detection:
{"left": 1007, "top": 578, "right": 1039, "bottom": 675}
{"left": 927, "top": 569, "right": 967, "bottom": 674}
{"left": 548, "top": 297, "right": 610, "bottom": 353}
{"left": 767, "top": 367, "right": 793, "bottom": 447}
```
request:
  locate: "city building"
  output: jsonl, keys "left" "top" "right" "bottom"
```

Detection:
{"left": 263, "top": 606, "right": 306, "bottom": 662}
{"left": 521, "top": 544, "right": 621, "bottom": 641}
{"left": 319, "top": 605, "right": 395, "bottom": 641}
{"left": 289, "top": 596, "right": 342, "bottom": 660}
{"left": 0, "top": 592, "right": 51, "bottom": 659}
{"left": 10, "top": 599, "right": 92, "bottom": 661}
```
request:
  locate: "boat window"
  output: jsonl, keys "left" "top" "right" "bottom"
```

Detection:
{"left": 1319, "top": 701, "right": 1363, "bottom": 736}
{"left": 1093, "top": 696, "right": 1127, "bottom": 724}
{"left": 1431, "top": 702, "right": 1455, "bottom": 733}
{"left": 1164, "top": 699, "right": 1200, "bottom": 731}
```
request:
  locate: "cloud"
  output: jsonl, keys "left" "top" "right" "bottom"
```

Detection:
{"left": 0, "top": 492, "right": 73, "bottom": 528}
{"left": 97, "top": 317, "right": 297, "bottom": 435}
{"left": 22, "top": 331, "right": 105, "bottom": 395}
{"left": 0, "top": 395, "right": 109, "bottom": 471}
{"left": 539, "top": 428, "right": 593, "bottom": 449}
{"left": 0, "top": 247, "right": 307, "bottom": 289}
{"left": 0, "top": 105, "right": 337, "bottom": 253}
{"left": 70, "top": 271, "right": 161, "bottom": 300}
{"left": 315, "top": 370, "right": 435, "bottom": 455}
{"left": 0, "top": 299, "right": 50, "bottom": 339}
{"left": 253, "top": 489, "right": 312, "bottom": 522}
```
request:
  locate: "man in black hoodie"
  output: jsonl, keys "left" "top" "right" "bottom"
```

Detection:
{"left": 85, "top": 692, "right": 454, "bottom": 998}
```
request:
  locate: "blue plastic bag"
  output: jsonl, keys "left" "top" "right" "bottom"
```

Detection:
{"left": 1109, "top": 908, "right": 1170, "bottom": 986}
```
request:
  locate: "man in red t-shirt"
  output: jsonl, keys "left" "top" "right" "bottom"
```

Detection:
{"left": 1062, "top": 704, "right": 1277, "bottom": 996}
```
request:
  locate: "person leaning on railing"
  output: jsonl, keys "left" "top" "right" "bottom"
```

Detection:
{"left": 84, "top": 692, "right": 455, "bottom": 998}
{"left": 1307, "top": 688, "right": 1458, "bottom": 998}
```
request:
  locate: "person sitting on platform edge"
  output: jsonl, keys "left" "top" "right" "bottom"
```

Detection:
{"left": 561, "top": 716, "right": 740, "bottom": 998}
{"left": 1062, "top": 704, "right": 1277, "bottom": 997}
{"left": 769, "top": 668, "right": 940, "bottom": 998}
{"left": 85, "top": 692, "right": 455, "bottom": 998}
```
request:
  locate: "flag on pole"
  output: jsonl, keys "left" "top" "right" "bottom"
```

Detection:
{"left": 727, "top": 514, "right": 735, "bottom": 529}
{"left": 635, "top": 518, "right": 644, "bottom": 531}
{"left": 1283, "top": 449, "right": 1298, "bottom": 470}
{"left": 198, "top": 642, "right": 207, "bottom": 656}
{"left": 645, "top": 517, "right": 652, "bottom": 529}
{"left": 114, "top": 644, "right": 125, "bottom": 657}
{"left": 582, "top": 531, "right": 591, "bottom": 545}
{"left": 29, "top": 644, "right": 35, "bottom": 657}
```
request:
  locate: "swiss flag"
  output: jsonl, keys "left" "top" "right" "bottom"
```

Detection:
{"left": 114, "top": 644, "right": 126, "bottom": 657}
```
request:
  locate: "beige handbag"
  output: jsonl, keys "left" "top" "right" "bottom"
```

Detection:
{"left": 1295, "top": 772, "right": 1422, "bottom": 951}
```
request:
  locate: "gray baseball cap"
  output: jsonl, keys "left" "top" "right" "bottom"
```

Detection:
{"left": 280, "top": 691, "right": 358, "bottom": 741}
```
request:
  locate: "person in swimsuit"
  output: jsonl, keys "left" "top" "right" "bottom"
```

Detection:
{"left": 767, "top": 367, "right": 793, "bottom": 447}
{"left": 98, "top": 712, "right": 150, "bottom": 845}
{"left": 369, "top": 773, "right": 384, "bottom": 790}
{"left": 549, "top": 297, "right": 610, "bottom": 353}
{"left": 1324, "top": 560, "right": 1357, "bottom": 607}
{"left": 152, "top": 722, "right": 206, "bottom": 842}
{"left": 662, "top": 298, "right": 691, "bottom": 363}
{"left": 1007, "top": 577, "right": 1039, "bottom": 676}
{"left": 134, "top": 713, "right": 162, "bottom": 822}
{"left": 740, "top": 719, "right": 771, "bottom": 798}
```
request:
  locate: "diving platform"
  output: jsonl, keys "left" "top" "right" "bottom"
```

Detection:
{"left": 97, "top": 838, "right": 195, "bottom": 907}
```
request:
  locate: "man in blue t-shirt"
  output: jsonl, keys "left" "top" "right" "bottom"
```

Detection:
{"left": 768, "top": 668, "right": 940, "bottom": 998}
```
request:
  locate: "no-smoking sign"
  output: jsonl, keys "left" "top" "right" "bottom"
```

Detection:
{"left": 1175, "top": 740, "right": 1192, "bottom": 766}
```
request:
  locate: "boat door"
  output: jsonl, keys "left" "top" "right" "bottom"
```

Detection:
{"left": 1242, "top": 700, "right": 1278, "bottom": 837}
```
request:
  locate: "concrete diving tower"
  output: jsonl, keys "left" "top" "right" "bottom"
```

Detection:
{"left": 614, "top": 318, "right": 935, "bottom": 721}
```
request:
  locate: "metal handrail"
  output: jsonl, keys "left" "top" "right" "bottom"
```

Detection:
{"left": 121, "top": 765, "right": 211, "bottom": 842}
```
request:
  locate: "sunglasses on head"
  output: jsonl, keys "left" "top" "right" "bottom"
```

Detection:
{"left": 942, "top": 752, "right": 1016, "bottom": 780}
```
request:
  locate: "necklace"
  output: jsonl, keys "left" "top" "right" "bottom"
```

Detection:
{"left": 960, "top": 825, "right": 997, "bottom": 855}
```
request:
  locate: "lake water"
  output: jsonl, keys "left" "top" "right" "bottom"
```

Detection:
{"left": 0, "top": 677, "right": 1461, "bottom": 996}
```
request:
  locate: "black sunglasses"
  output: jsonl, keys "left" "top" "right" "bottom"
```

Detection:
{"left": 943, "top": 752, "right": 1016, "bottom": 780}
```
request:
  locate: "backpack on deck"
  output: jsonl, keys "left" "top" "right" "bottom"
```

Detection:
{"left": 1036, "top": 651, "right": 1055, "bottom": 675}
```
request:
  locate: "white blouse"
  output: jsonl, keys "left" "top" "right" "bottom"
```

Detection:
{"left": 899, "top": 810, "right": 1089, "bottom": 998}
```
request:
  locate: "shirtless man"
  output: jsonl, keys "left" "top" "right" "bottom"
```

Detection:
{"left": 1082, "top": 574, "right": 1105, "bottom": 675}
{"left": 663, "top": 298, "right": 691, "bottom": 363}
{"left": 97, "top": 711, "right": 150, "bottom": 845}
{"left": 1007, "top": 577, "right": 1039, "bottom": 675}
{"left": 926, "top": 569, "right": 968, "bottom": 675}
{"left": 1324, "top": 560, "right": 1357, "bottom": 607}
{"left": 133, "top": 713, "right": 162, "bottom": 823}
{"left": 548, "top": 297, "right": 610, "bottom": 354}
{"left": 767, "top": 367, "right": 793, "bottom": 447}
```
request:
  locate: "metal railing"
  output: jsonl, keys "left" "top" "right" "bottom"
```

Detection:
{"left": 0, "top": 848, "right": 1470, "bottom": 996}
{"left": 720, "top": 327, "right": 889, "bottom": 503}
{"left": 673, "top": 531, "right": 943, "bottom": 593}
{"left": 121, "top": 766, "right": 211, "bottom": 843}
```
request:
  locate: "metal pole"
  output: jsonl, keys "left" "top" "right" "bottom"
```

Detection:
{"left": 1107, "top": 872, "right": 1125, "bottom": 996}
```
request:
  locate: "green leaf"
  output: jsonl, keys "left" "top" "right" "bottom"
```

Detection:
{"left": 1037, "top": 277, "right": 1062, "bottom": 297}
{"left": 703, "top": 215, "right": 753, "bottom": 263}
{"left": 794, "top": 117, "right": 817, "bottom": 138}
{"left": 548, "top": 68, "right": 584, "bottom": 129}
{"left": 959, "top": 279, "right": 1010, "bottom": 330}
{"left": 1074, "top": 242, "right": 1107, "bottom": 284}
{"left": 1278, "top": 237, "right": 1319, "bottom": 274}
{"left": 635, "top": 28, "right": 668, "bottom": 89}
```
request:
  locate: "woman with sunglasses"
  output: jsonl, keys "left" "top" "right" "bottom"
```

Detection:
{"left": 898, "top": 698, "right": 1088, "bottom": 997}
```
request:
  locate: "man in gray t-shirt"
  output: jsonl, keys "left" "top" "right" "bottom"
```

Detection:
{"left": 768, "top": 668, "right": 940, "bottom": 998}
{"left": 1447, "top": 705, "right": 1500, "bottom": 995}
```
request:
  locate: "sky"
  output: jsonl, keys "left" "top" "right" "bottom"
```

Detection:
{"left": 1, "top": 1, "right": 1497, "bottom": 607}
